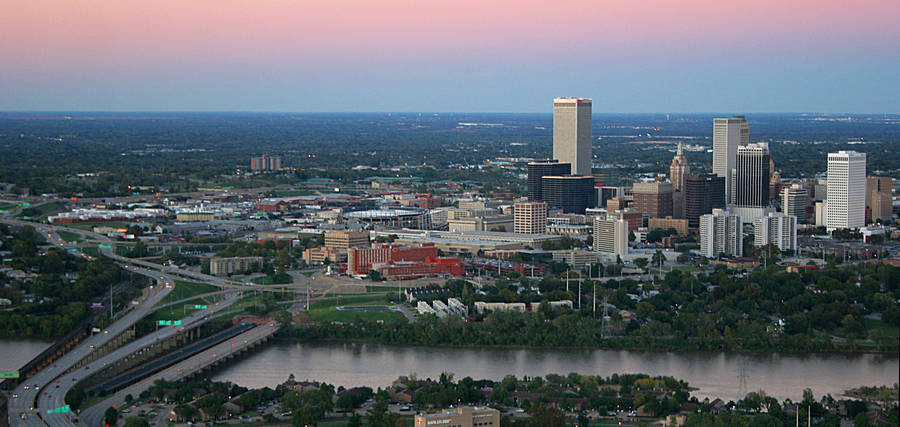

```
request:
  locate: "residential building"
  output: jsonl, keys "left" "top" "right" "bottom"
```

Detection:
{"left": 699, "top": 209, "right": 742, "bottom": 258}
{"left": 713, "top": 116, "right": 749, "bottom": 203}
{"left": 553, "top": 97, "right": 592, "bottom": 176}
{"left": 867, "top": 176, "right": 893, "bottom": 222}
{"left": 632, "top": 181, "right": 673, "bottom": 219}
{"left": 250, "top": 154, "right": 282, "bottom": 171}
{"left": 782, "top": 184, "right": 808, "bottom": 221}
{"left": 527, "top": 160, "right": 571, "bottom": 201}
{"left": 669, "top": 141, "right": 690, "bottom": 192}
{"left": 514, "top": 201, "right": 548, "bottom": 234}
{"left": 733, "top": 143, "right": 770, "bottom": 207}
{"left": 753, "top": 212, "right": 798, "bottom": 252}
{"left": 684, "top": 174, "right": 726, "bottom": 228}
{"left": 593, "top": 216, "right": 628, "bottom": 256}
{"left": 209, "top": 257, "right": 263, "bottom": 276}
{"left": 540, "top": 175, "right": 596, "bottom": 213}
{"left": 826, "top": 151, "right": 866, "bottom": 229}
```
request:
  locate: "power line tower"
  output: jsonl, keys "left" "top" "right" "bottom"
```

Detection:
{"left": 600, "top": 296, "right": 610, "bottom": 338}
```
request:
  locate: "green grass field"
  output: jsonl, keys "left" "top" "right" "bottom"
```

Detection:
{"left": 308, "top": 294, "right": 391, "bottom": 310}
{"left": 865, "top": 318, "right": 900, "bottom": 342}
{"left": 64, "top": 221, "right": 131, "bottom": 231}
{"left": 156, "top": 280, "right": 220, "bottom": 307}
{"left": 57, "top": 230, "right": 83, "bottom": 243}
{"left": 16, "top": 201, "right": 67, "bottom": 219}
{"left": 79, "top": 246, "right": 101, "bottom": 257}
{"left": 308, "top": 307, "right": 403, "bottom": 323}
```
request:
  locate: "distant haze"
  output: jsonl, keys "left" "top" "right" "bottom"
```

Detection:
{"left": 1, "top": 1, "right": 898, "bottom": 113}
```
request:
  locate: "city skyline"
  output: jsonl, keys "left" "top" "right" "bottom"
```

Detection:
{"left": 2, "top": 1, "right": 899, "bottom": 113}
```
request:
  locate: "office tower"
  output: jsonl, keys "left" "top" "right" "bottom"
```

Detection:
{"left": 527, "top": 160, "right": 572, "bottom": 201}
{"left": 866, "top": 176, "right": 894, "bottom": 223}
{"left": 514, "top": 201, "right": 548, "bottom": 234}
{"left": 540, "top": 175, "right": 596, "bottom": 214}
{"left": 553, "top": 97, "right": 592, "bottom": 176}
{"left": 713, "top": 116, "right": 749, "bottom": 203}
{"left": 610, "top": 208, "right": 643, "bottom": 233}
{"left": 733, "top": 143, "right": 771, "bottom": 207}
{"left": 684, "top": 174, "right": 726, "bottom": 228}
{"left": 593, "top": 216, "right": 628, "bottom": 256}
{"left": 632, "top": 181, "right": 673, "bottom": 219}
{"left": 781, "top": 184, "right": 808, "bottom": 221}
{"left": 815, "top": 201, "right": 828, "bottom": 227}
{"left": 826, "top": 151, "right": 866, "bottom": 229}
{"left": 699, "top": 209, "right": 743, "bottom": 258}
{"left": 753, "top": 212, "right": 798, "bottom": 252}
{"left": 669, "top": 141, "right": 690, "bottom": 192}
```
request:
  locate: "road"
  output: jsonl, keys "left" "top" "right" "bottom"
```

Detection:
{"left": 5, "top": 268, "right": 174, "bottom": 426}
{"left": 78, "top": 322, "right": 279, "bottom": 427}
{"left": 37, "top": 294, "right": 243, "bottom": 426}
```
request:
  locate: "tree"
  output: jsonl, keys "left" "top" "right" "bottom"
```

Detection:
{"left": 292, "top": 407, "right": 318, "bottom": 427}
{"left": 347, "top": 413, "right": 362, "bottom": 427}
{"left": 528, "top": 403, "right": 565, "bottom": 427}
{"left": 652, "top": 250, "right": 666, "bottom": 269}
{"left": 368, "top": 270, "right": 383, "bottom": 281}
{"left": 105, "top": 407, "right": 118, "bottom": 426}
{"left": 124, "top": 416, "right": 150, "bottom": 427}
{"left": 634, "top": 258, "right": 649, "bottom": 272}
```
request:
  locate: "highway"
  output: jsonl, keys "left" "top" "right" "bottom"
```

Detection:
{"left": 78, "top": 322, "right": 280, "bottom": 427}
{"left": 37, "top": 292, "right": 242, "bottom": 426}
{"left": 6, "top": 268, "right": 174, "bottom": 426}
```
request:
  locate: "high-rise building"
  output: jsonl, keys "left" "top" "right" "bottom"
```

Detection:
{"left": 733, "top": 143, "right": 771, "bottom": 207}
{"left": 669, "top": 141, "right": 690, "bottom": 192}
{"left": 324, "top": 230, "right": 371, "bottom": 249}
{"left": 540, "top": 175, "right": 596, "bottom": 214}
{"left": 632, "top": 181, "right": 673, "bottom": 219}
{"left": 781, "top": 184, "right": 808, "bottom": 221}
{"left": 684, "top": 174, "right": 726, "bottom": 228}
{"left": 610, "top": 208, "right": 644, "bottom": 234}
{"left": 597, "top": 186, "right": 625, "bottom": 208}
{"left": 553, "top": 97, "right": 592, "bottom": 176}
{"left": 713, "top": 116, "right": 749, "bottom": 203}
{"left": 826, "top": 151, "right": 866, "bottom": 230}
{"left": 699, "top": 208, "right": 743, "bottom": 258}
{"left": 753, "top": 212, "right": 797, "bottom": 252}
{"left": 526, "top": 160, "right": 572, "bottom": 201}
{"left": 593, "top": 216, "right": 628, "bottom": 256}
{"left": 250, "top": 154, "right": 282, "bottom": 171}
{"left": 866, "top": 176, "right": 894, "bottom": 223}
{"left": 514, "top": 201, "right": 548, "bottom": 234}
{"left": 606, "top": 197, "right": 629, "bottom": 212}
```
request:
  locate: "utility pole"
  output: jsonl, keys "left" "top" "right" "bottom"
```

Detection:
{"left": 109, "top": 282, "right": 113, "bottom": 319}
{"left": 592, "top": 281, "right": 596, "bottom": 318}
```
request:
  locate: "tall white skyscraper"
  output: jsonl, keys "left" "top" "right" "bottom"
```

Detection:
{"left": 514, "top": 201, "right": 547, "bottom": 234}
{"left": 553, "top": 97, "right": 592, "bottom": 176}
{"left": 699, "top": 208, "right": 743, "bottom": 258}
{"left": 826, "top": 151, "right": 866, "bottom": 230}
{"left": 713, "top": 116, "right": 749, "bottom": 204}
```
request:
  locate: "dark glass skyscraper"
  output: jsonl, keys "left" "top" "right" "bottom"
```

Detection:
{"left": 540, "top": 175, "right": 596, "bottom": 214}
{"left": 527, "top": 160, "right": 571, "bottom": 201}
{"left": 684, "top": 174, "right": 726, "bottom": 228}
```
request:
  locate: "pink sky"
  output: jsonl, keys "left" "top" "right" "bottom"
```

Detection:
{"left": 1, "top": 1, "right": 898, "bottom": 112}
{"left": 3, "top": 1, "right": 897, "bottom": 66}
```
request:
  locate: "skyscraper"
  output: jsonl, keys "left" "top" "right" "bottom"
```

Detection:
{"left": 669, "top": 141, "right": 689, "bottom": 192}
{"left": 514, "top": 201, "right": 547, "bottom": 234}
{"left": 632, "top": 181, "right": 673, "bottom": 219}
{"left": 733, "top": 143, "right": 770, "bottom": 207}
{"left": 540, "top": 175, "right": 596, "bottom": 214}
{"left": 684, "top": 174, "right": 726, "bottom": 228}
{"left": 553, "top": 97, "right": 592, "bottom": 176}
{"left": 713, "top": 116, "right": 749, "bottom": 203}
{"left": 526, "top": 160, "right": 571, "bottom": 201}
{"left": 699, "top": 209, "right": 743, "bottom": 258}
{"left": 781, "top": 184, "right": 808, "bottom": 221}
{"left": 593, "top": 216, "right": 628, "bottom": 257}
{"left": 826, "top": 151, "right": 866, "bottom": 230}
{"left": 866, "top": 176, "right": 893, "bottom": 223}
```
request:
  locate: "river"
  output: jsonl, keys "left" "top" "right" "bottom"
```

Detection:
{"left": 211, "top": 341, "right": 899, "bottom": 401}
{"left": 0, "top": 339, "right": 53, "bottom": 373}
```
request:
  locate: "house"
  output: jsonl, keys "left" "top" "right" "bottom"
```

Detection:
{"left": 221, "top": 400, "right": 244, "bottom": 417}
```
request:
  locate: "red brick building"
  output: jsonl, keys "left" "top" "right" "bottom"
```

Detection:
{"left": 373, "top": 257, "right": 464, "bottom": 280}
{"left": 347, "top": 244, "right": 439, "bottom": 275}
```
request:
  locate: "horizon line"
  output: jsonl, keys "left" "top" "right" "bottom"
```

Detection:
{"left": 1, "top": 110, "right": 898, "bottom": 116}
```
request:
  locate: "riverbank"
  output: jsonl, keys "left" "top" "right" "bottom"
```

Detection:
{"left": 210, "top": 340, "right": 900, "bottom": 402}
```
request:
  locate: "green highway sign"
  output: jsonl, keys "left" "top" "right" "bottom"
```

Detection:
{"left": 46, "top": 405, "right": 70, "bottom": 414}
{"left": 0, "top": 209, "right": 8, "bottom": 214}
{"left": 194, "top": 304, "right": 208, "bottom": 309}
{"left": 158, "top": 320, "right": 182, "bottom": 326}
{"left": 0, "top": 370, "right": 20, "bottom": 379}
{"left": 99, "top": 244, "right": 112, "bottom": 249}
{"left": 21, "top": 202, "right": 31, "bottom": 206}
